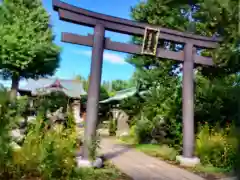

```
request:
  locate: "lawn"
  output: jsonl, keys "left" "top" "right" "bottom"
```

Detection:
{"left": 72, "top": 163, "right": 132, "bottom": 180}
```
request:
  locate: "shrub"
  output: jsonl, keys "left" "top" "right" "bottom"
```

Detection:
{"left": 88, "top": 134, "right": 101, "bottom": 161}
{"left": 0, "top": 90, "right": 16, "bottom": 178}
{"left": 108, "top": 119, "right": 117, "bottom": 136}
{"left": 34, "top": 91, "right": 69, "bottom": 115}
{"left": 14, "top": 118, "right": 77, "bottom": 179}
{"left": 195, "top": 124, "right": 237, "bottom": 170}
{"left": 0, "top": 89, "right": 31, "bottom": 178}
{"left": 134, "top": 114, "right": 153, "bottom": 143}
{"left": 66, "top": 110, "right": 76, "bottom": 129}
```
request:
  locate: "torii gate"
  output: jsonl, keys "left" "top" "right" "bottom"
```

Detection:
{"left": 53, "top": 0, "right": 221, "bottom": 166}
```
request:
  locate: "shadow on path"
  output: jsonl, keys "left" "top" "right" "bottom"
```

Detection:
{"left": 102, "top": 146, "right": 131, "bottom": 160}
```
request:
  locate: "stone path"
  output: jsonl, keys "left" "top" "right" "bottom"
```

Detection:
{"left": 100, "top": 138, "right": 206, "bottom": 180}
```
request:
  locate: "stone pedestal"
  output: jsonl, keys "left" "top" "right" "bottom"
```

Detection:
{"left": 76, "top": 156, "right": 103, "bottom": 168}
{"left": 176, "top": 155, "right": 200, "bottom": 167}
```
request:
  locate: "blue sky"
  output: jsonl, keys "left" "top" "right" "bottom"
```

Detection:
{"left": 0, "top": 0, "right": 139, "bottom": 87}
{"left": 44, "top": 0, "right": 139, "bottom": 81}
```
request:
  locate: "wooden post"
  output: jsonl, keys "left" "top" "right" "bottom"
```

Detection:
{"left": 83, "top": 23, "right": 105, "bottom": 160}
{"left": 182, "top": 43, "right": 195, "bottom": 158}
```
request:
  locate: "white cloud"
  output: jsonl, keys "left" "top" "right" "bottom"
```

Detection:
{"left": 72, "top": 50, "right": 126, "bottom": 65}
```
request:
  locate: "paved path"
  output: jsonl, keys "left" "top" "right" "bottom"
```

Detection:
{"left": 100, "top": 138, "right": 206, "bottom": 180}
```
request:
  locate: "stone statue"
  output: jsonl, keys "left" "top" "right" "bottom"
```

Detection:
{"left": 47, "top": 107, "right": 66, "bottom": 127}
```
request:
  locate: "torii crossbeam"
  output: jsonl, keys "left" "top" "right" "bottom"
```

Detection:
{"left": 53, "top": 0, "right": 221, "bottom": 166}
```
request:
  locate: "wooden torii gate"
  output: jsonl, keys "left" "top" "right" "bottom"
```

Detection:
{"left": 53, "top": 0, "right": 221, "bottom": 165}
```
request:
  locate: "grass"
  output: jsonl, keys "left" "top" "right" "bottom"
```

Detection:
{"left": 118, "top": 136, "right": 230, "bottom": 180}
{"left": 135, "top": 144, "right": 178, "bottom": 161}
{"left": 86, "top": 162, "right": 132, "bottom": 180}
{"left": 72, "top": 162, "right": 132, "bottom": 180}
{"left": 7, "top": 162, "right": 132, "bottom": 180}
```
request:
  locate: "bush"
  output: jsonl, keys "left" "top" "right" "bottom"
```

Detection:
{"left": 195, "top": 124, "right": 237, "bottom": 170}
{"left": 66, "top": 110, "right": 76, "bottom": 129}
{"left": 108, "top": 119, "right": 117, "bottom": 136}
{"left": 134, "top": 114, "right": 153, "bottom": 143}
{"left": 14, "top": 119, "right": 77, "bottom": 179}
{"left": 34, "top": 91, "right": 69, "bottom": 115}
{"left": 0, "top": 90, "right": 16, "bottom": 178}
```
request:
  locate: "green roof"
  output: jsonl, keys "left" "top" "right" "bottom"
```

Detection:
{"left": 100, "top": 87, "right": 146, "bottom": 103}
{"left": 19, "top": 78, "right": 86, "bottom": 98}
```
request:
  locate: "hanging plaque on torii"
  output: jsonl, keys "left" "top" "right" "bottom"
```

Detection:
{"left": 141, "top": 27, "right": 160, "bottom": 56}
{"left": 53, "top": 0, "right": 221, "bottom": 164}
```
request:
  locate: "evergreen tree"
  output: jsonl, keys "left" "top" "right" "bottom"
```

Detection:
{"left": 119, "top": 0, "right": 239, "bottom": 145}
{"left": 0, "top": 0, "right": 60, "bottom": 99}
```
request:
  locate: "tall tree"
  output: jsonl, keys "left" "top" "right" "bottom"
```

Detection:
{"left": 75, "top": 74, "right": 85, "bottom": 82}
{"left": 130, "top": 0, "right": 239, "bottom": 86}
{"left": 75, "top": 74, "right": 90, "bottom": 92}
{"left": 194, "top": 0, "right": 239, "bottom": 76}
{"left": 129, "top": 0, "right": 193, "bottom": 90}
{"left": 119, "top": 0, "right": 239, "bottom": 143}
{"left": 129, "top": 0, "right": 239, "bottom": 113}
{"left": 0, "top": 0, "right": 60, "bottom": 100}
{"left": 111, "top": 79, "right": 131, "bottom": 92}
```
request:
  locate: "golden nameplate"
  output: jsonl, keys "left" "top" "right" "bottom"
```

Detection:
{"left": 141, "top": 27, "right": 160, "bottom": 56}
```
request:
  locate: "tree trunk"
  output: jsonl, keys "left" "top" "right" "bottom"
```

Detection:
{"left": 10, "top": 74, "right": 20, "bottom": 101}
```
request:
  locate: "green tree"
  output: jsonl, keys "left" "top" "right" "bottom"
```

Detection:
{"left": 130, "top": 0, "right": 239, "bottom": 86}
{"left": 75, "top": 75, "right": 90, "bottom": 92}
{"left": 111, "top": 79, "right": 131, "bottom": 92}
{"left": 194, "top": 0, "right": 239, "bottom": 75}
{"left": 119, "top": 0, "right": 239, "bottom": 147}
{"left": 75, "top": 74, "right": 85, "bottom": 82}
{"left": 0, "top": 0, "right": 60, "bottom": 100}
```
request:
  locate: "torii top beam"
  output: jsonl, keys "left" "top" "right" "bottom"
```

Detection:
{"left": 52, "top": 0, "right": 222, "bottom": 66}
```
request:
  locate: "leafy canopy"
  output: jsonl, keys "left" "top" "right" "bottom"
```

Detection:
{"left": 0, "top": 0, "right": 60, "bottom": 79}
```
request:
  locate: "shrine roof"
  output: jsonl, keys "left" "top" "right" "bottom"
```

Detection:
{"left": 18, "top": 78, "right": 86, "bottom": 98}
{"left": 100, "top": 87, "right": 146, "bottom": 103}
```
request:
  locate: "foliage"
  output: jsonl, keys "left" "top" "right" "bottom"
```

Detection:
{"left": 195, "top": 124, "right": 237, "bottom": 170}
{"left": 0, "top": 87, "right": 129, "bottom": 180}
{"left": 66, "top": 110, "right": 76, "bottom": 130}
{"left": 99, "top": 86, "right": 110, "bottom": 101}
{"left": 134, "top": 114, "right": 153, "bottom": 143}
{"left": 34, "top": 91, "right": 69, "bottom": 115}
{"left": 0, "top": 89, "right": 33, "bottom": 178}
{"left": 127, "top": 0, "right": 239, "bottom": 121}
{"left": 195, "top": 73, "right": 239, "bottom": 126}
{"left": 119, "top": 95, "right": 144, "bottom": 122}
{"left": 120, "top": 79, "right": 183, "bottom": 148}
{"left": 194, "top": 0, "right": 239, "bottom": 75}
{"left": 0, "top": 90, "right": 16, "bottom": 178}
{"left": 115, "top": 0, "right": 239, "bottom": 174}
{"left": 136, "top": 144, "right": 178, "bottom": 161}
{"left": 75, "top": 74, "right": 89, "bottom": 92}
{"left": 73, "top": 163, "right": 132, "bottom": 180}
{"left": 108, "top": 119, "right": 117, "bottom": 136}
{"left": 111, "top": 80, "right": 132, "bottom": 92}
{"left": 88, "top": 134, "right": 101, "bottom": 161}
{"left": 15, "top": 96, "right": 29, "bottom": 116}
{"left": 0, "top": 0, "right": 60, "bottom": 97}
{"left": 15, "top": 122, "right": 76, "bottom": 180}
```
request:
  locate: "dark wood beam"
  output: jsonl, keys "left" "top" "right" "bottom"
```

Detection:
{"left": 58, "top": 10, "right": 219, "bottom": 49}
{"left": 53, "top": 0, "right": 221, "bottom": 48}
{"left": 62, "top": 32, "right": 214, "bottom": 66}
